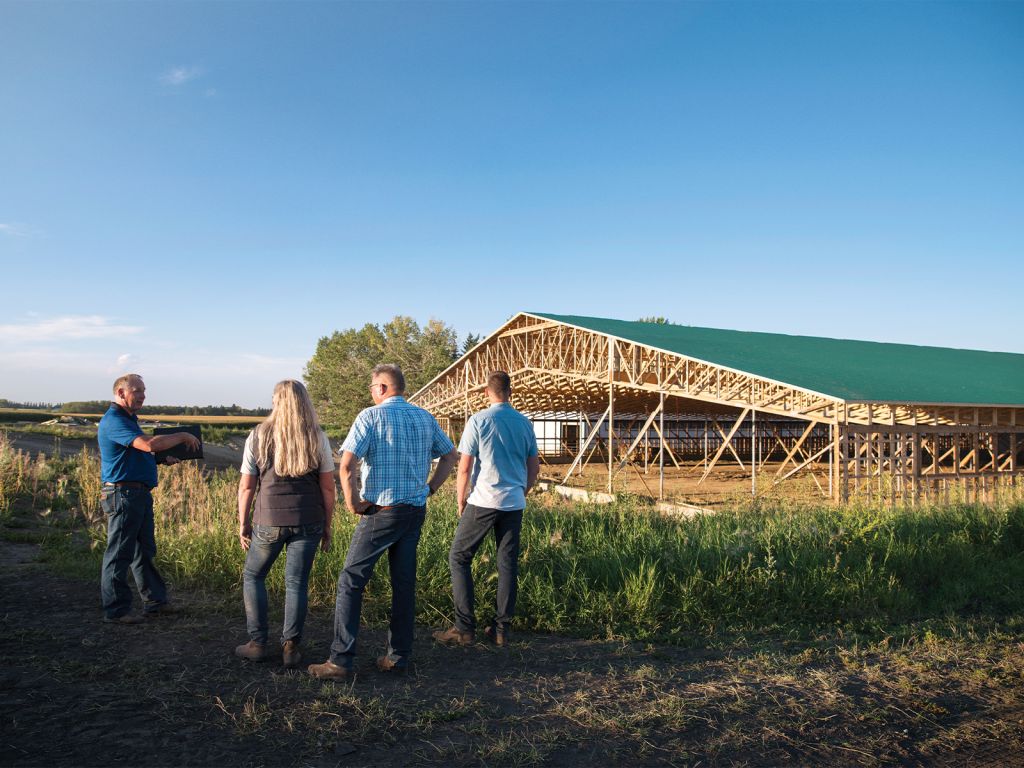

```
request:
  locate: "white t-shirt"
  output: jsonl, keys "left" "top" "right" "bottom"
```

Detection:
{"left": 240, "top": 430, "right": 335, "bottom": 476}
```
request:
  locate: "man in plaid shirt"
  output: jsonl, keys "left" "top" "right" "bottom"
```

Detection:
{"left": 309, "top": 363, "right": 457, "bottom": 679}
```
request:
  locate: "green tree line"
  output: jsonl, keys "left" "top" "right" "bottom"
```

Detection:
{"left": 54, "top": 402, "right": 270, "bottom": 416}
{"left": 304, "top": 316, "right": 481, "bottom": 435}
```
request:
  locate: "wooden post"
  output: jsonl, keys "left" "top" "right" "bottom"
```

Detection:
{"left": 751, "top": 409, "right": 757, "bottom": 497}
{"left": 913, "top": 431, "right": 922, "bottom": 505}
{"left": 829, "top": 422, "right": 835, "bottom": 501}
{"left": 841, "top": 408, "right": 849, "bottom": 504}
{"left": 608, "top": 336, "right": 615, "bottom": 494}
{"left": 659, "top": 391, "right": 665, "bottom": 500}
{"left": 703, "top": 419, "right": 708, "bottom": 471}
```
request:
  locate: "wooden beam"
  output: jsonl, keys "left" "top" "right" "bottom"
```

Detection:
{"left": 774, "top": 443, "right": 833, "bottom": 484}
{"left": 659, "top": 391, "right": 665, "bottom": 500}
{"left": 614, "top": 402, "right": 665, "bottom": 475}
{"left": 650, "top": 419, "right": 682, "bottom": 469}
{"left": 773, "top": 421, "right": 818, "bottom": 478}
{"left": 608, "top": 336, "right": 615, "bottom": 494}
{"left": 561, "top": 404, "right": 611, "bottom": 484}
{"left": 698, "top": 408, "right": 751, "bottom": 486}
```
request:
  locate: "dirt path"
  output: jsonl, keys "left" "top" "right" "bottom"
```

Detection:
{"left": 1, "top": 534, "right": 690, "bottom": 768}
{"left": 2, "top": 512, "right": 1023, "bottom": 767}
{"left": 4, "top": 430, "right": 243, "bottom": 471}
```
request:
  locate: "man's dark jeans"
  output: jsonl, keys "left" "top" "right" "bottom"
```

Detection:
{"left": 100, "top": 486, "right": 167, "bottom": 618}
{"left": 243, "top": 522, "right": 323, "bottom": 645}
{"left": 330, "top": 504, "right": 425, "bottom": 670}
{"left": 449, "top": 503, "right": 523, "bottom": 633}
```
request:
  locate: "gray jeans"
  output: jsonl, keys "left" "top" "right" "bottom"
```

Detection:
{"left": 448, "top": 503, "right": 523, "bottom": 632}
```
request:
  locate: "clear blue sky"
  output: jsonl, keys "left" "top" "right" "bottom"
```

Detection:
{"left": 2, "top": 1, "right": 1022, "bottom": 407}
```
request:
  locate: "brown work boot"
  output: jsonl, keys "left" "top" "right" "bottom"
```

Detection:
{"left": 375, "top": 655, "right": 408, "bottom": 675}
{"left": 282, "top": 640, "right": 301, "bottom": 669}
{"left": 144, "top": 602, "right": 179, "bottom": 617}
{"left": 104, "top": 613, "right": 144, "bottom": 625}
{"left": 308, "top": 660, "right": 354, "bottom": 681}
{"left": 234, "top": 640, "right": 273, "bottom": 661}
{"left": 431, "top": 626, "right": 475, "bottom": 646}
{"left": 483, "top": 624, "right": 510, "bottom": 647}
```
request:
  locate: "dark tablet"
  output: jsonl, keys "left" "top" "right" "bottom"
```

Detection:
{"left": 153, "top": 424, "right": 203, "bottom": 464}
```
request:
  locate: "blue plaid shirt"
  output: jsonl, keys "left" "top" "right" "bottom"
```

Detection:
{"left": 341, "top": 396, "right": 454, "bottom": 506}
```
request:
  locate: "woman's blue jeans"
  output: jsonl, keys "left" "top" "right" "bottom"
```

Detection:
{"left": 242, "top": 522, "right": 323, "bottom": 646}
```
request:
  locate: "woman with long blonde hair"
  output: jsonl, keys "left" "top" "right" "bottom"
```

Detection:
{"left": 234, "top": 380, "right": 336, "bottom": 669}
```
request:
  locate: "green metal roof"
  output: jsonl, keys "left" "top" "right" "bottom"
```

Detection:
{"left": 530, "top": 313, "right": 1024, "bottom": 405}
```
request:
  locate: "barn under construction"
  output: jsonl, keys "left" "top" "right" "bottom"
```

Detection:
{"left": 411, "top": 312, "right": 1024, "bottom": 506}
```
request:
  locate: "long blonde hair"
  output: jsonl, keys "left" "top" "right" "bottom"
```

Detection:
{"left": 254, "top": 380, "right": 323, "bottom": 477}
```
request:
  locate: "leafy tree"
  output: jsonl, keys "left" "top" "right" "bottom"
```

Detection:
{"left": 59, "top": 401, "right": 108, "bottom": 414}
{"left": 304, "top": 316, "right": 459, "bottom": 434}
{"left": 637, "top": 316, "right": 671, "bottom": 324}
{"left": 1, "top": 399, "right": 56, "bottom": 410}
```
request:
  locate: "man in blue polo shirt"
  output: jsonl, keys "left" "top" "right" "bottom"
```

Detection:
{"left": 433, "top": 370, "right": 539, "bottom": 648}
{"left": 98, "top": 373, "right": 200, "bottom": 624}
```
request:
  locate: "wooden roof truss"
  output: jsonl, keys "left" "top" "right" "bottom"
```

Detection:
{"left": 412, "top": 313, "right": 1024, "bottom": 505}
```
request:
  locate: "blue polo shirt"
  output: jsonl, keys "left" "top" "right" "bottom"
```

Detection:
{"left": 458, "top": 402, "right": 538, "bottom": 511}
{"left": 98, "top": 403, "right": 158, "bottom": 487}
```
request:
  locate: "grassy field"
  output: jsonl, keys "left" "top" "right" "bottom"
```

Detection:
{"left": 2, "top": 432, "right": 1023, "bottom": 765}
{"left": 4, "top": 431, "right": 1023, "bottom": 639}
{"left": 0, "top": 406, "right": 262, "bottom": 426}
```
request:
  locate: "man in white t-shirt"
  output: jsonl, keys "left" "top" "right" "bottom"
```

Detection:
{"left": 433, "top": 371, "right": 539, "bottom": 647}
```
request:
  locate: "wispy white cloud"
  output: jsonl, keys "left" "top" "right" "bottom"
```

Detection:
{"left": 0, "top": 222, "right": 28, "bottom": 237}
{"left": 0, "top": 346, "right": 301, "bottom": 407}
{"left": 160, "top": 65, "right": 203, "bottom": 87}
{"left": 204, "top": 88, "right": 218, "bottom": 98}
{"left": 114, "top": 352, "right": 141, "bottom": 370}
{"left": 0, "top": 316, "right": 144, "bottom": 342}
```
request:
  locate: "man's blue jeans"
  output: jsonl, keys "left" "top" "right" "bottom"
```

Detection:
{"left": 100, "top": 486, "right": 167, "bottom": 618}
{"left": 243, "top": 522, "right": 323, "bottom": 645}
{"left": 449, "top": 503, "right": 523, "bottom": 633}
{"left": 330, "top": 505, "right": 425, "bottom": 670}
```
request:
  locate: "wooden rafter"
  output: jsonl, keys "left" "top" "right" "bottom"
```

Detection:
{"left": 410, "top": 312, "right": 1024, "bottom": 505}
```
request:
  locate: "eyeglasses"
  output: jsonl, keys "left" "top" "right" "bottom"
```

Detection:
{"left": 369, "top": 382, "right": 387, "bottom": 393}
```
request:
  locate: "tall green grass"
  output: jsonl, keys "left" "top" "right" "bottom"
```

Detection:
{"left": 2, "top": 433, "right": 1022, "bottom": 639}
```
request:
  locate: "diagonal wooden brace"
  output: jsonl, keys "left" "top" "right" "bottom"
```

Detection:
{"left": 562, "top": 405, "right": 611, "bottom": 484}
{"left": 698, "top": 408, "right": 751, "bottom": 486}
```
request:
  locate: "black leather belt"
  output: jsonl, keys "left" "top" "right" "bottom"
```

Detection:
{"left": 103, "top": 481, "right": 150, "bottom": 490}
{"left": 361, "top": 503, "right": 423, "bottom": 515}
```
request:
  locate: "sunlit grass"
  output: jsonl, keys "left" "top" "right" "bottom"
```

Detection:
{"left": 2, "top": 432, "right": 1023, "bottom": 640}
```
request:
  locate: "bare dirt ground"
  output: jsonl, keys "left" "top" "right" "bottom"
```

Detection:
{"left": 542, "top": 460, "right": 831, "bottom": 507}
{"left": 2, "top": 501, "right": 1024, "bottom": 768}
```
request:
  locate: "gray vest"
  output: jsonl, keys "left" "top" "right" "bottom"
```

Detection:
{"left": 253, "top": 443, "right": 325, "bottom": 527}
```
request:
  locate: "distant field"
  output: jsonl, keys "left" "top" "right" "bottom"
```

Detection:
{"left": 0, "top": 408, "right": 261, "bottom": 427}
{"left": 135, "top": 414, "right": 263, "bottom": 426}
{"left": 0, "top": 408, "right": 60, "bottom": 424}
